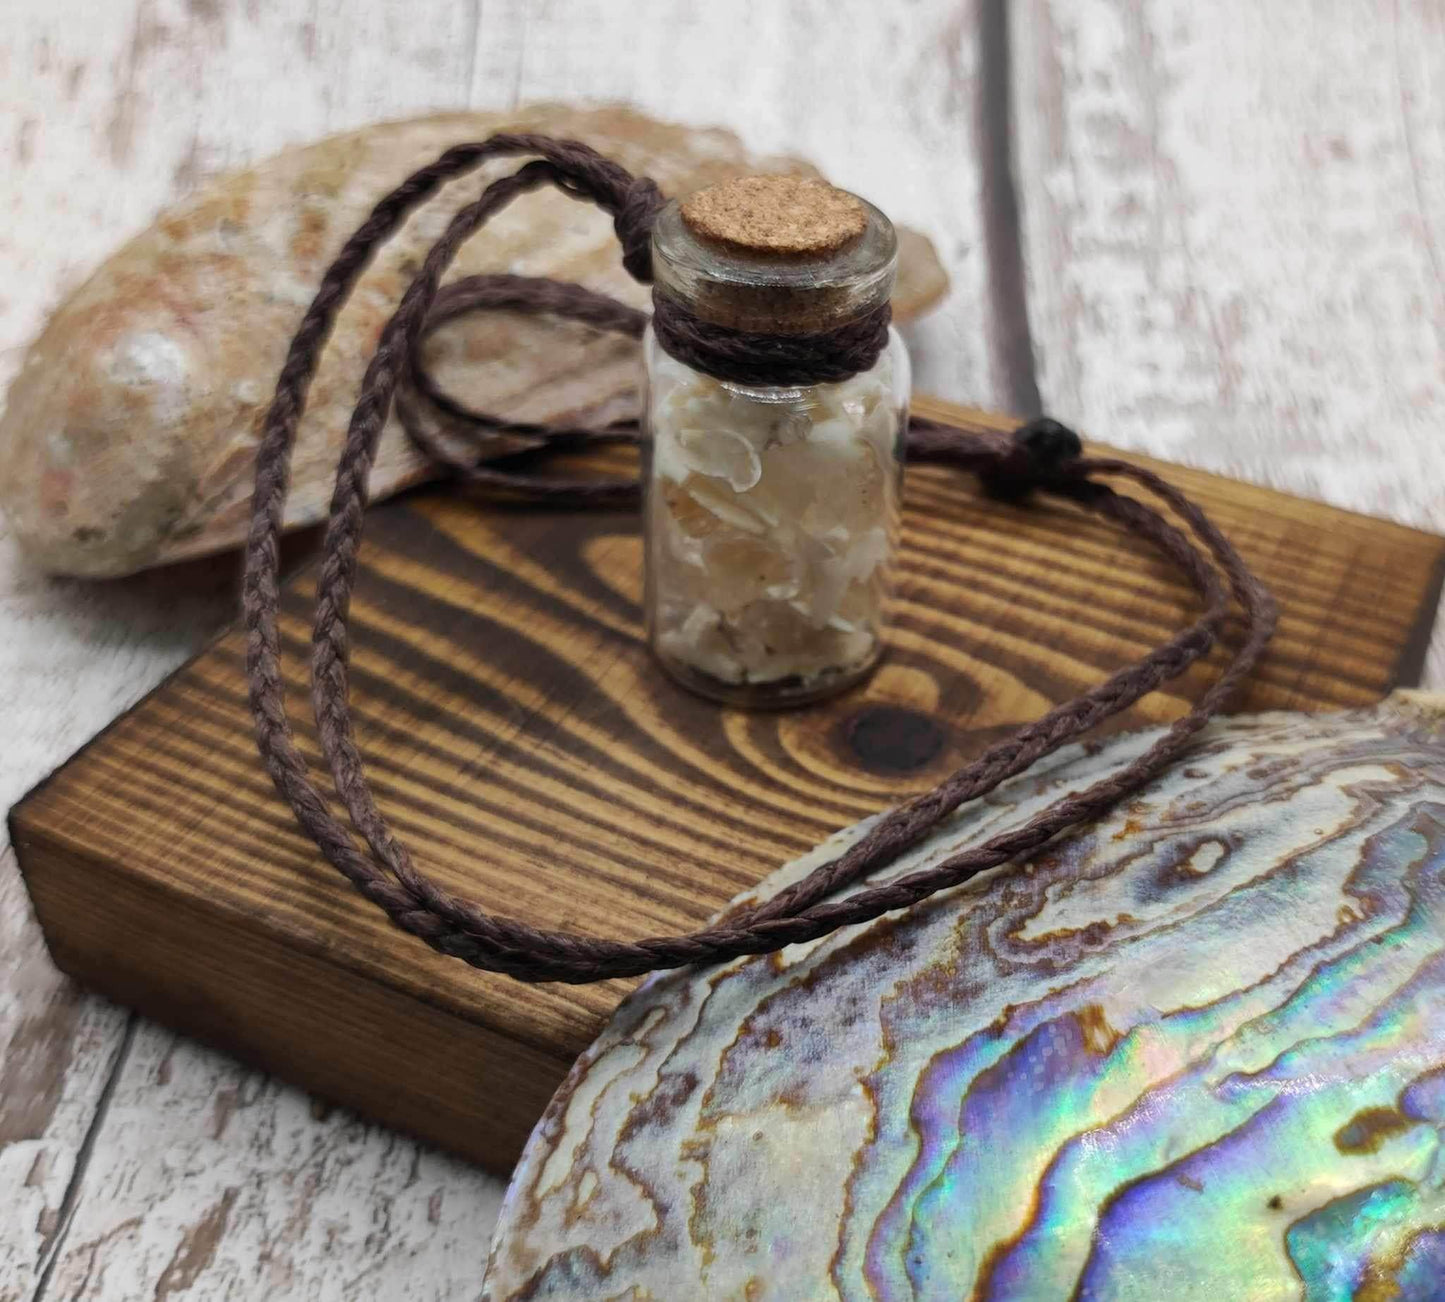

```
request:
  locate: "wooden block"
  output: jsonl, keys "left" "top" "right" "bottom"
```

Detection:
{"left": 11, "top": 395, "right": 1445, "bottom": 1175}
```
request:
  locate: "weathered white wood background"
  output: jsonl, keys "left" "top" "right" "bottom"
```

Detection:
{"left": 1, "top": 1, "right": 1442, "bottom": 1297}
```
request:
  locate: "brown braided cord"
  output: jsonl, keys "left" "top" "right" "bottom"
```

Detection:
{"left": 396, "top": 274, "right": 646, "bottom": 503}
{"left": 243, "top": 134, "right": 1278, "bottom": 984}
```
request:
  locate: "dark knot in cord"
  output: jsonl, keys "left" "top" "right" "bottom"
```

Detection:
{"left": 542, "top": 151, "right": 664, "bottom": 283}
{"left": 980, "top": 417, "right": 1085, "bottom": 501}
{"left": 651, "top": 292, "right": 892, "bottom": 387}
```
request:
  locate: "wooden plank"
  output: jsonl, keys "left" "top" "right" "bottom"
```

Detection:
{"left": 502, "top": 0, "right": 1008, "bottom": 408}
{"left": 13, "top": 395, "right": 1445, "bottom": 1196}
{"left": 0, "top": 3, "right": 1008, "bottom": 1295}
{"left": 0, "top": 846, "right": 130, "bottom": 1298}
{"left": 1010, "top": 0, "right": 1445, "bottom": 685}
{"left": 32, "top": 1029, "right": 503, "bottom": 1301}
{"left": 0, "top": 0, "right": 483, "bottom": 394}
{"left": 0, "top": 2, "right": 514, "bottom": 1296}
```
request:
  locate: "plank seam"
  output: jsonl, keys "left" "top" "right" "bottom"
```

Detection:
{"left": 29, "top": 1016, "right": 137, "bottom": 1302}
{"left": 976, "top": 0, "right": 1042, "bottom": 417}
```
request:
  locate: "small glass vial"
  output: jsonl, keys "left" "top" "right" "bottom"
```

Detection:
{"left": 642, "top": 176, "right": 909, "bottom": 708}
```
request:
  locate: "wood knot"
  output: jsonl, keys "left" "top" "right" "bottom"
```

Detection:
{"left": 842, "top": 705, "right": 947, "bottom": 774}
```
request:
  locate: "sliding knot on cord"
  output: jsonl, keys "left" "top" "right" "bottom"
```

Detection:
{"left": 980, "top": 416, "right": 1085, "bottom": 501}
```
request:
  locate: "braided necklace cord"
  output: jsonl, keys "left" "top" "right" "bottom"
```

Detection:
{"left": 242, "top": 135, "right": 1278, "bottom": 984}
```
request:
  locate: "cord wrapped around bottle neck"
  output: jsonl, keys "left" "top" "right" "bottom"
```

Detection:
{"left": 650, "top": 289, "right": 891, "bottom": 386}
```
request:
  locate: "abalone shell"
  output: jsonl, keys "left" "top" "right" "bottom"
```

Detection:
{"left": 0, "top": 106, "right": 948, "bottom": 578}
{"left": 483, "top": 694, "right": 1445, "bottom": 1300}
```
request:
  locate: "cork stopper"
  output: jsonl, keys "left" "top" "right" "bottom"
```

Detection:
{"left": 681, "top": 176, "right": 867, "bottom": 259}
{"left": 651, "top": 177, "right": 897, "bottom": 338}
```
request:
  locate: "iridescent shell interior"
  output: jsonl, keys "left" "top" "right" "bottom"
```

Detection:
{"left": 483, "top": 695, "right": 1445, "bottom": 1300}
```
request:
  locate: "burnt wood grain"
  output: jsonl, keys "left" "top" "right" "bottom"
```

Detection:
{"left": 12, "top": 395, "right": 1445, "bottom": 1174}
